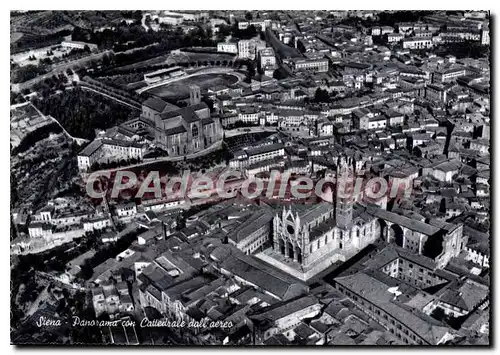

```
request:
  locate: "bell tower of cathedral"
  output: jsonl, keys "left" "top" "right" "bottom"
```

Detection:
{"left": 335, "top": 155, "right": 354, "bottom": 229}
{"left": 189, "top": 85, "right": 201, "bottom": 106}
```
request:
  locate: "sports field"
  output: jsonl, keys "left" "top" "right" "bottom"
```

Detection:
{"left": 146, "top": 73, "right": 239, "bottom": 100}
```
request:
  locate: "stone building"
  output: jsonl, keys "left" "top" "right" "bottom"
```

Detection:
{"left": 141, "top": 86, "right": 223, "bottom": 156}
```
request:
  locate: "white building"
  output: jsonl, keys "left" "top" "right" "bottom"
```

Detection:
{"left": 83, "top": 215, "right": 112, "bottom": 232}
{"left": 28, "top": 222, "right": 53, "bottom": 238}
{"left": 157, "top": 14, "right": 184, "bottom": 25}
{"left": 402, "top": 37, "right": 433, "bottom": 49}
{"left": 237, "top": 108, "right": 260, "bottom": 125}
{"left": 162, "top": 11, "right": 207, "bottom": 22}
{"left": 238, "top": 40, "right": 256, "bottom": 59}
{"left": 238, "top": 19, "right": 272, "bottom": 31}
{"left": 433, "top": 67, "right": 466, "bottom": 83}
{"left": 228, "top": 210, "right": 273, "bottom": 255}
{"left": 278, "top": 110, "right": 306, "bottom": 128}
{"left": 432, "top": 161, "right": 460, "bottom": 183}
{"left": 387, "top": 33, "right": 404, "bottom": 43}
{"left": 230, "top": 143, "right": 285, "bottom": 168}
{"left": 289, "top": 57, "right": 329, "bottom": 73}
{"left": 217, "top": 42, "right": 238, "bottom": 54}
{"left": 481, "top": 28, "right": 490, "bottom": 45}
{"left": 61, "top": 41, "right": 98, "bottom": 51}
{"left": 258, "top": 48, "right": 277, "bottom": 70}
{"left": 116, "top": 202, "right": 137, "bottom": 218}
{"left": 77, "top": 138, "right": 145, "bottom": 171}
{"left": 142, "top": 198, "right": 186, "bottom": 213}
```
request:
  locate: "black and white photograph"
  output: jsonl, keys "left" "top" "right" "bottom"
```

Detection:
{"left": 9, "top": 9, "right": 491, "bottom": 346}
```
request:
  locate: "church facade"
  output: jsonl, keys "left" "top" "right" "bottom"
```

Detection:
{"left": 272, "top": 202, "right": 379, "bottom": 268}
{"left": 141, "top": 85, "right": 223, "bottom": 156}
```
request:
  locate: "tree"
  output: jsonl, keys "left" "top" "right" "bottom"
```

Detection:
{"left": 314, "top": 88, "right": 330, "bottom": 103}
{"left": 431, "top": 307, "right": 445, "bottom": 321}
{"left": 11, "top": 64, "right": 48, "bottom": 83}
{"left": 245, "top": 12, "right": 253, "bottom": 20}
{"left": 78, "top": 260, "right": 94, "bottom": 280}
{"left": 102, "top": 53, "right": 111, "bottom": 67}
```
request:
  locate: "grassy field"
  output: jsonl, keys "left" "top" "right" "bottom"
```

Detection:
{"left": 146, "top": 73, "right": 239, "bottom": 100}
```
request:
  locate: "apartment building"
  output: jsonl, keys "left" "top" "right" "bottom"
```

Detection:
{"left": 290, "top": 57, "right": 329, "bottom": 73}
{"left": 402, "top": 37, "right": 433, "bottom": 49}
{"left": 217, "top": 42, "right": 238, "bottom": 54}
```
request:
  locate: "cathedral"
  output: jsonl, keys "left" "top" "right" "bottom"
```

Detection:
{"left": 267, "top": 155, "right": 380, "bottom": 280}
{"left": 264, "top": 154, "right": 467, "bottom": 281}
{"left": 140, "top": 85, "right": 223, "bottom": 156}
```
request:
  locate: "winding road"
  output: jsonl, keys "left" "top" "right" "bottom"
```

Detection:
{"left": 86, "top": 140, "right": 224, "bottom": 176}
{"left": 224, "top": 126, "right": 278, "bottom": 137}
{"left": 80, "top": 85, "right": 141, "bottom": 110}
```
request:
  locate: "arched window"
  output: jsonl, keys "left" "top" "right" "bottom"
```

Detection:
{"left": 192, "top": 124, "right": 199, "bottom": 138}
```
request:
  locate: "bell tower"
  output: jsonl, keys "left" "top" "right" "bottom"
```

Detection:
{"left": 189, "top": 85, "right": 201, "bottom": 106}
{"left": 335, "top": 155, "right": 354, "bottom": 229}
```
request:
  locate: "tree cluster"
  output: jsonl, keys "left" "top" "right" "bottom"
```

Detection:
{"left": 11, "top": 64, "right": 48, "bottom": 83}
{"left": 216, "top": 23, "right": 258, "bottom": 42}
{"left": 32, "top": 87, "right": 135, "bottom": 140}
{"left": 314, "top": 88, "right": 331, "bottom": 103}
{"left": 11, "top": 29, "right": 72, "bottom": 55}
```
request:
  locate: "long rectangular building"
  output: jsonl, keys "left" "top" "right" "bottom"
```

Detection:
{"left": 333, "top": 270, "right": 455, "bottom": 345}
